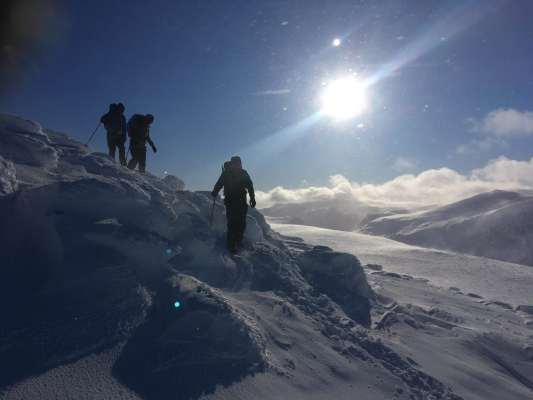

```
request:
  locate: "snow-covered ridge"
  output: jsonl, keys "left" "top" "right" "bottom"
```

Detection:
{"left": 0, "top": 114, "right": 468, "bottom": 399}
{"left": 260, "top": 198, "right": 416, "bottom": 232}
{"left": 357, "top": 189, "right": 533, "bottom": 267}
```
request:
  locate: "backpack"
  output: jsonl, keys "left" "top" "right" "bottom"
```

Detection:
{"left": 126, "top": 114, "right": 145, "bottom": 137}
{"left": 222, "top": 161, "right": 245, "bottom": 193}
{"left": 103, "top": 113, "right": 125, "bottom": 135}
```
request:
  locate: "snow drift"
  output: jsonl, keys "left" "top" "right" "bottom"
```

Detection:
{"left": 357, "top": 189, "right": 533, "bottom": 267}
{"left": 1, "top": 114, "right": 464, "bottom": 399}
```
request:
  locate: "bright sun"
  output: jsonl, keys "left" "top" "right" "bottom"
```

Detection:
{"left": 322, "top": 77, "right": 366, "bottom": 119}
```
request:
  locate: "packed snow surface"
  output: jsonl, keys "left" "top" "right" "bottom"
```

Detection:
{"left": 271, "top": 222, "right": 533, "bottom": 400}
{"left": 1, "top": 113, "right": 532, "bottom": 400}
{"left": 270, "top": 223, "right": 533, "bottom": 307}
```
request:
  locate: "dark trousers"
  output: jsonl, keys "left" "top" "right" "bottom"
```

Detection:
{"left": 225, "top": 200, "right": 248, "bottom": 249}
{"left": 107, "top": 134, "right": 126, "bottom": 165}
{"left": 127, "top": 143, "right": 147, "bottom": 173}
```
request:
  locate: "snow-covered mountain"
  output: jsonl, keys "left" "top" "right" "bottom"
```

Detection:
{"left": 261, "top": 200, "right": 388, "bottom": 232}
{"left": 0, "top": 114, "right": 472, "bottom": 399}
{"left": 3, "top": 114, "right": 533, "bottom": 399}
{"left": 357, "top": 189, "right": 533, "bottom": 267}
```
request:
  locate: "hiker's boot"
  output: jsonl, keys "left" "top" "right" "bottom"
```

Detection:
{"left": 227, "top": 244, "right": 237, "bottom": 255}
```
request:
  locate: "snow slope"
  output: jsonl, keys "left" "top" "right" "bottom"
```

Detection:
{"left": 357, "top": 189, "right": 533, "bottom": 266}
{"left": 0, "top": 113, "right": 470, "bottom": 399}
{"left": 271, "top": 222, "right": 533, "bottom": 400}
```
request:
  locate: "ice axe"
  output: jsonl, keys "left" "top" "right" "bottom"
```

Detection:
{"left": 85, "top": 122, "right": 101, "bottom": 147}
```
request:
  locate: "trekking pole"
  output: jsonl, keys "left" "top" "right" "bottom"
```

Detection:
{"left": 85, "top": 122, "right": 101, "bottom": 147}
{"left": 210, "top": 197, "right": 216, "bottom": 228}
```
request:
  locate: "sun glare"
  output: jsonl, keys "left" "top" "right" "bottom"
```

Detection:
{"left": 322, "top": 78, "right": 366, "bottom": 119}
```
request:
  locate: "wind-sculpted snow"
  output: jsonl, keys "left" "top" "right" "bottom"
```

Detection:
{"left": 296, "top": 246, "right": 375, "bottom": 326}
{"left": 0, "top": 155, "right": 17, "bottom": 195}
{"left": 113, "top": 275, "right": 267, "bottom": 399}
{"left": 358, "top": 189, "right": 533, "bottom": 266}
{"left": 1, "top": 114, "right": 469, "bottom": 400}
{"left": 163, "top": 174, "right": 186, "bottom": 190}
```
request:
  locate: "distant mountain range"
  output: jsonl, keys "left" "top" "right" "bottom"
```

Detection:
{"left": 261, "top": 199, "right": 413, "bottom": 232}
{"left": 357, "top": 190, "right": 533, "bottom": 267}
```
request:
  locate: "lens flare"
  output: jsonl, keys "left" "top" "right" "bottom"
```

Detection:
{"left": 174, "top": 302, "right": 180, "bottom": 307}
{"left": 322, "top": 78, "right": 366, "bottom": 119}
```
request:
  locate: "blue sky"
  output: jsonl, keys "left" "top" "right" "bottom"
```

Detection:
{"left": 2, "top": 0, "right": 533, "bottom": 194}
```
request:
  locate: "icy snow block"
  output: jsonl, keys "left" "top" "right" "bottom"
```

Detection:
{"left": 163, "top": 174, "right": 186, "bottom": 190}
{"left": 296, "top": 246, "right": 375, "bottom": 326}
{"left": 0, "top": 114, "right": 58, "bottom": 169}
{"left": 0, "top": 155, "right": 18, "bottom": 195}
{"left": 365, "top": 263, "right": 383, "bottom": 271}
{"left": 247, "top": 206, "right": 272, "bottom": 237}
{"left": 170, "top": 212, "right": 243, "bottom": 289}
{"left": 113, "top": 275, "right": 266, "bottom": 399}
{"left": 172, "top": 212, "right": 214, "bottom": 244}
{"left": 516, "top": 305, "right": 533, "bottom": 315}
{"left": 244, "top": 214, "right": 264, "bottom": 243}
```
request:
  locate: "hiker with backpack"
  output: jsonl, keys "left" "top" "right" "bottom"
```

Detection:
{"left": 211, "top": 156, "right": 256, "bottom": 254}
{"left": 100, "top": 103, "right": 127, "bottom": 166}
{"left": 126, "top": 114, "right": 157, "bottom": 173}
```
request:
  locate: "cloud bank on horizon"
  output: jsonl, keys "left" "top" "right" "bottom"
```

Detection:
{"left": 256, "top": 156, "right": 533, "bottom": 208}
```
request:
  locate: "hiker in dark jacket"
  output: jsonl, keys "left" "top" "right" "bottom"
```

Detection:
{"left": 100, "top": 103, "right": 127, "bottom": 166}
{"left": 212, "top": 156, "right": 256, "bottom": 254}
{"left": 127, "top": 114, "right": 157, "bottom": 173}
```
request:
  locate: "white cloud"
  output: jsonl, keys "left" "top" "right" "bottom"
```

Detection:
{"left": 393, "top": 157, "right": 417, "bottom": 172}
{"left": 256, "top": 156, "right": 533, "bottom": 208}
{"left": 254, "top": 89, "right": 290, "bottom": 96}
{"left": 468, "top": 108, "right": 533, "bottom": 137}
{"left": 456, "top": 137, "right": 508, "bottom": 154}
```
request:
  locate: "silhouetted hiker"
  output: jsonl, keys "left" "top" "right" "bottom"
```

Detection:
{"left": 100, "top": 103, "right": 127, "bottom": 166}
{"left": 212, "top": 156, "right": 256, "bottom": 254}
{"left": 127, "top": 114, "right": 157, "bottom": 173}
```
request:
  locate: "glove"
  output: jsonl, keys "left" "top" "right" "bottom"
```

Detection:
{"left": 211, "top": 191, "right": 218, "bottom": 198}
{"left": 250, "top": 197, "right": 256, "bottom": 208}
{"left": 152, "top": 145, "right": 157, "bottom": 153}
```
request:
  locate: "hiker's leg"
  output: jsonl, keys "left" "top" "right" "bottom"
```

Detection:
{"left": 138, "top": 148, "right": 147, "bottom": 173}
{"left": 226, "top": 203, "right": 238, "bottom": 250}
{"left": 108, "top": 137, "right": 116, "bottom": 159}
{"left": 117, "top": 141, "right": 126, "bottom": 166}
{"left": 236, "top": 204, "right": 248, "bottom": 244}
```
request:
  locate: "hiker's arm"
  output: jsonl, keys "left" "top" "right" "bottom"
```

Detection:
{"left": 100, "top": 114, "right": 110, "bottom": 129}
{"left": 212, "top": 172, "right": 225, "bottom": 197}
{"left": 146, "top": 134, "right": 157, "bottom": 152}
{"left": 245, "top": 174, "right": 256, "bottom": 207}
